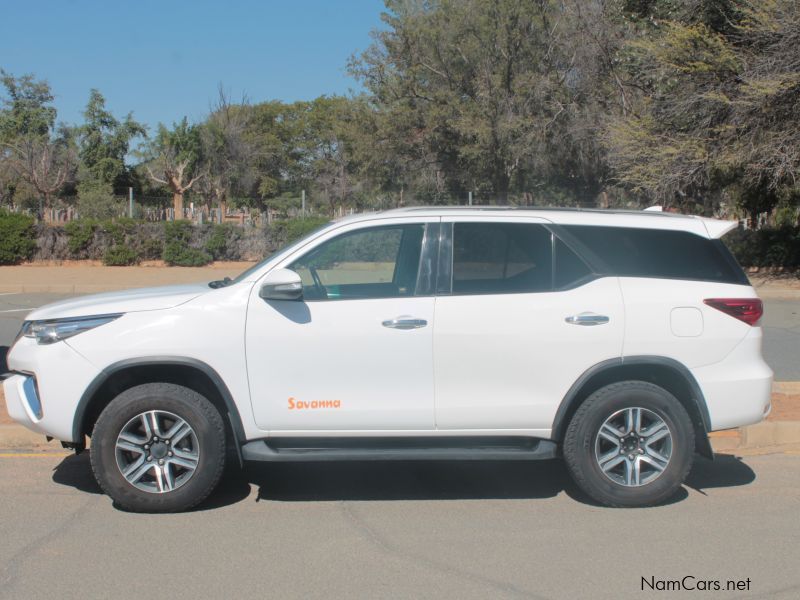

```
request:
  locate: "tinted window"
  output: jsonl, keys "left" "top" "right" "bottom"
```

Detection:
{"left": 562, "top": 225, "right": 747, "bottom": 284}
{"left": 555, "top": 238, "right": 593, "bottom": 289}
{"left": 452, "top": 223, "right": 552, "bottom": 294}
{"left": 290, "top": 224, "right": 424, "bottom": 300}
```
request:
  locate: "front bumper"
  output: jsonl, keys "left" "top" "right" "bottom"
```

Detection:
{"left": 3, "top": 374, "right": 45, "bottom": 433}
{"left": 4, "top": 337, "right": 102, "bottom": 442}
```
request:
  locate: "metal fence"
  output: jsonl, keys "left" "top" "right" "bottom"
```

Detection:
{"left": 4, "top": 196, "right": 337, "bottom": 227}
{"left": 5, "top": 193, "right": 797, "bottom": 229}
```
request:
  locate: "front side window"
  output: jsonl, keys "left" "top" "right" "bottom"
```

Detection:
{"left": 451, "top": 222, "right": 553, "bottom": 294}
{"left": 289, "top": 224, "right": 425, "bottom": 300}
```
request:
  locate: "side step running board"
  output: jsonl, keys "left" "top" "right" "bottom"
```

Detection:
{"left": 241, "top": 436, "right": 559, "bottom": 462}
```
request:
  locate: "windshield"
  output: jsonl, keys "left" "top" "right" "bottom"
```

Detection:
{"left": 224, "top": 222, "right": 334, "bottom": 285}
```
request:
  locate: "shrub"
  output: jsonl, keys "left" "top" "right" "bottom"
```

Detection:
{"left": 724, "top": 226, "right": 800, "bottom": 270}
{"left": 163, "top": 221, "right": 212, "bottom": 266}
{"left": 140, "top": 237, "right": 164, "bottom": 260}
{"left": 66, "top": 217, "right": 148, "bottom": 263}
{"left": 0, "top": 210, "right": 37, "bottom": 265}
{"left": 65, "top": 219, "right": 99, "bottom": 256}
{"left": 205, "top": 223, "right": 242, "bottom": 260}
{"left": 103, "top": 245, "right": 139, "bottom": 266}
{"left": 76, "top": 181, "right": 123, "bottom": 220}
{"left": 274, "top": 216, "right": 330, "bottom": 244}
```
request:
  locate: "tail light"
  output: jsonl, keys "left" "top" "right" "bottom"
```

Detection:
{"left": 703, "top": 298, "right": 763, "bottom": 326}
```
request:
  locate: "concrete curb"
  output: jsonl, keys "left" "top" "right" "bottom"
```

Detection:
{"left": 709, "top": 421, "right": 800, "bottom": 452}
{"left": 773, "top": 381, "right": 800, "bottom": 395}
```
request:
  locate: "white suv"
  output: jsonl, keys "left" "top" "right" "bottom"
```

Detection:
{"left": 3, "top": 208, "right": 772, "bottom": 511}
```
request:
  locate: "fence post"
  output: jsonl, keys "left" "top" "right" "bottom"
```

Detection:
{"left": 129, "top": 187, "right": 134, "bottom": 218}
{"left": 301, "top": 189, "right": 306, "bottom": 218}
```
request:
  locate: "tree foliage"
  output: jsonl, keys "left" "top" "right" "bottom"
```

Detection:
{"left": 78, "top": 89, "right": 145, "bottom": 189}
{"left": 2, "top": 0, "right": 800, "bottom": 224}
{"left": 0, "top": 72, "right": 76, "bottom": 210}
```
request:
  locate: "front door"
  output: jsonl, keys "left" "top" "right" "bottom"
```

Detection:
{"left": 246, "top": 219, "right": 437, "bottom": 433}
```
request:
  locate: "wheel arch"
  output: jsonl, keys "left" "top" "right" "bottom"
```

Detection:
{"left": 73, "top": 357, "right": 246, "bottom": 462}
{"left": 552, "top": 356, "right": 713, "bottom": 459}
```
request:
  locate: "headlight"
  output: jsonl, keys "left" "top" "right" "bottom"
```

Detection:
{"left": 22, "top": 314, "right": 122, "bottom": 345}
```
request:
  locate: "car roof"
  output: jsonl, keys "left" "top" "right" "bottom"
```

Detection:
{"left": 332, "top": 206, "right": 737, "bottom": 239}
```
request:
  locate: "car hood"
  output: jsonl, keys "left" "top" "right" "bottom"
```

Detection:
{"left": 25, "top": 283, "right": 211, "bottom": 321}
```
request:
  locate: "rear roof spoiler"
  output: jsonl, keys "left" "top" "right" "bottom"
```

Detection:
{"left": 697, "top": 217, "right": 738, "bottom": 239}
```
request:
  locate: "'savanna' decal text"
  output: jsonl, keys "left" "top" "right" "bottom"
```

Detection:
{"left": 288, "top": 397, "right": 341, "bottom": 410}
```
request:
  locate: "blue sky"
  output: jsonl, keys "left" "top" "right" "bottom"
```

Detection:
{"left": 1, "top": 0, "right": 386, "bottom": 133}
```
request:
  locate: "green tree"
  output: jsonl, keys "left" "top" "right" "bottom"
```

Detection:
{"left": 144, "top": 117, "right": 203, "bottom": 218}
{"left": 0, "top": 70, "right": 56, "bottom": 141}
{"left": 350, "top": 0, "right": 606, "bottom": 204}
{"left": 197, "top": 89, "right": 258, "bottom": 218}
{"left": 0, "top": 72, "right": 75, "bottom": 212}
{"left": 78, "top": 89, "right": 145, "bottom": 190}
{"left": 603, "top": 0, "right": 800, "bottom": 220}
{"left": 301, "top": 96, "right": 373, "bottom": 214}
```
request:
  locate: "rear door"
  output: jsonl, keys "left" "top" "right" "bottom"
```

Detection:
{"left": 432, "top": 216, "right": 625, "bottom": 434}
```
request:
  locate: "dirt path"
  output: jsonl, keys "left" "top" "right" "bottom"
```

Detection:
{"left": 0, "top": 261, "right": 256, "bottom": 293}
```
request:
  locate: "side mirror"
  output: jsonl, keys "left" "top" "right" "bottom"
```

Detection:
{"left": 259, "top": 268, "right": 304, "bottom": 301}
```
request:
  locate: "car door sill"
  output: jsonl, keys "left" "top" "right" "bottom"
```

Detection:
{"left": 241, "top": 436, "right": 559, "bottom": 462}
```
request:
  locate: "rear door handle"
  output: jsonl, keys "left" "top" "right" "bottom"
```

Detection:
{"left": 382, "top": 316, "right": 428, "bottom": 330}
{"left": 565, "top": 312, "right": 610, "bottom": 326}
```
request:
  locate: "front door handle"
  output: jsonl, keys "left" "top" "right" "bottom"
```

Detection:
{"left": 382, "top": 316, "right": 428, "bottom": 330}
{"left": 565, "top": 312, "right": 610, "bottom": 326}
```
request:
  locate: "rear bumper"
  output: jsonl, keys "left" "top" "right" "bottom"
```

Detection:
{"left": 692, "top": 329, "right": 773, "bottom": 431}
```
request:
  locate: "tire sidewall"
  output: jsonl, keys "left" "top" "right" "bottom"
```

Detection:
{"left": 91, "top": 384, "right": 225, "bottom": 512}
{"left": 565, "top": 382, "right": 694, "bottom": 507}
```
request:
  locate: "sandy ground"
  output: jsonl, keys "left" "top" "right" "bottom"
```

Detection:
{"left": 749, "top": 274, "right": 800, "bottom": 299}
{"left": 0, "top": 261, "right": 256, "bottom": 293}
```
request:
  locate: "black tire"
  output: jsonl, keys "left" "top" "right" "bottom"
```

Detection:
{"left": 563, "top": 381, "right": 694, "bottom": 508}
{"left": 90, "top": 383, "right": 227, "bottom": 513}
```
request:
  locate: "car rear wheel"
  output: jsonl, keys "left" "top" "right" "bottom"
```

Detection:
{"left": 90, "top": 383, "right": 227, "bottom": 513}
{"left": 563, "top": 381, "right": 695, "bottom": 507}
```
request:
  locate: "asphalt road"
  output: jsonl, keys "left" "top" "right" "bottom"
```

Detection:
{"left": 2, "top": 292, "right": 799, "bottom": 379}
{"left": 0, "top": 451, "right": 798, "bottom": 599}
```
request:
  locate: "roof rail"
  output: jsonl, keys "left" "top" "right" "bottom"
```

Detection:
{"left": 380, "top": 205, "right": 691, "bottom": 218}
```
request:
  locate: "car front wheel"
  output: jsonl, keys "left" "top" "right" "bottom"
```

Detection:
{"left": 90, "top": 383, "right": 227, "bottom": 513}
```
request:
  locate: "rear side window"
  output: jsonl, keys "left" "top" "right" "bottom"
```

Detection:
{"left": 452, "top": 222, "right": 552, "bottom": 294}
{"left": 561, "top": 226, "right": 747, "bottom": 284}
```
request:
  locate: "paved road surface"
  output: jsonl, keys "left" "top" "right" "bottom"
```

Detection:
{"left": 2, "top": 292, "right": 799, "bottom": 379}
{"left": 0, "top": 452, "right": 798, "bottom": 599}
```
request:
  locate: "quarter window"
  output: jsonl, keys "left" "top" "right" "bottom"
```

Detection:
{"left": 289, "top": 224, "right": 425, "bottom": 300}
{"left": 451, "top": 222, "right": 553, "bottom": 294}
{"left": 562, "top": 225, "right": 747, "bottom": 284}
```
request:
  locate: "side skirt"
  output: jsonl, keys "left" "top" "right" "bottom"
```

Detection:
{"left": 241, "top": 436, "right": 559, "bottom": 462}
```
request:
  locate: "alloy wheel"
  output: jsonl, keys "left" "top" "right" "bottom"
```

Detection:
{"left": 114, "top": 410, "right": 200, "bottom": 493}
{"left": 594, "top": 407, "right": 673, "bottom": 487}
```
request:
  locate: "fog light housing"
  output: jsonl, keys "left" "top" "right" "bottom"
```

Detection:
{"left": 21, "top": 375, "right": 43, "bottom": 420}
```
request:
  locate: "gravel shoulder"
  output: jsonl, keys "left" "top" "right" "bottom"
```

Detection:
{"left": 0, "top": 261, "right": 255, "bottom": 293}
